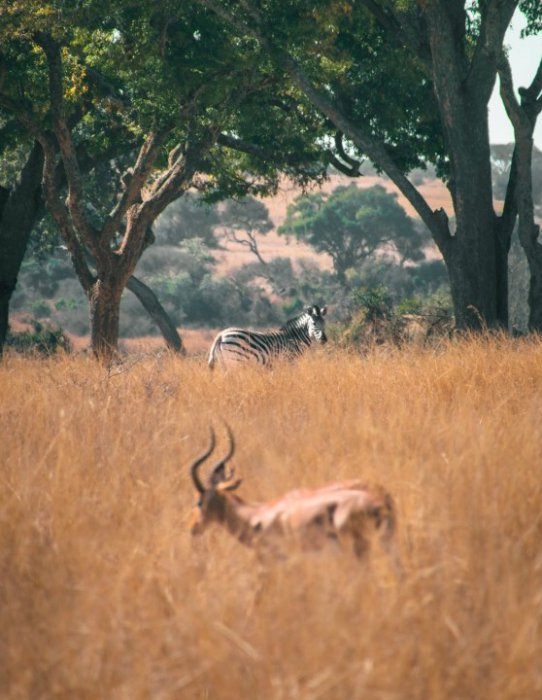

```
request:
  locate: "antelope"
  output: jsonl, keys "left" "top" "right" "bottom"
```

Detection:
{"left": 189, "top": 426, "right": 403, "bottom": 574}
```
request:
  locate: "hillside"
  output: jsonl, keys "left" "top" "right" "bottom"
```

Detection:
{"left": 214, "top": 173, "right": 450, "bottom": 274}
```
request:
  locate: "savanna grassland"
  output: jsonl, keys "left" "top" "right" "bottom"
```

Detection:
{"left": 1, "top": 337, "right": 541, "bottom": 699}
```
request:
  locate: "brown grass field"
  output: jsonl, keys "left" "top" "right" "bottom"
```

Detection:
{"left": 1, "top": 337, "right": 542, "bottom": 699}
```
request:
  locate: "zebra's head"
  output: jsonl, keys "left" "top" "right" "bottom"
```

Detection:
{"left": 304, "top": 305, "right": 328, "bottom": 344}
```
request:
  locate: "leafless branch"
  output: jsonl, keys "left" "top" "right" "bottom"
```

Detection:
{"left": 226, "top": 228, "right": 268, "bottom": 266}
{"left": 498, "top": 51, "right": 530, "bottom": 134}
{"left": 100, "top": 129, "right": 170, "bottom": 246}
{"left": 330, "top": 131, "right": 363, "bottom": 176}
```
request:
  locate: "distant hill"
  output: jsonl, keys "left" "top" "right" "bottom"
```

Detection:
{"left": 215, "top": 172, "right": 453, "bottom": 274}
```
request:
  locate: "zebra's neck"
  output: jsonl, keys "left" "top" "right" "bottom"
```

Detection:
{"left": 277, "top": 321, "right": 311, "bottom": 349}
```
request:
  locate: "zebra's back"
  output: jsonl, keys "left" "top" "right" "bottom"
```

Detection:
{"left": 208, "top": 327, "right": 288, "bottom": 369}
{"left": 208, "top": 306, "right": 327, "bottom": 370}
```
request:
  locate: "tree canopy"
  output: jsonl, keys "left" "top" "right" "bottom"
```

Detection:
{"left": 280, "top": 184, "right": 426, "bottom": 284}
{"left": 198, "top": 0, "right": 542, "bottom": 330}
{"left": 0, "top": 0, "right": 334, "bottom": 357}
{"left": 2, "top": 0, "right": 542, "bottom": 355}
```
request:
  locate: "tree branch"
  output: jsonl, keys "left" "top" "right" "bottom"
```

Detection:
{"left": 498, "top": 51, "right": 531, "bottom": 134}
{"left": 100, "top": 129, "right": 170, "bottom": 246}
{"left": 466, "top": 0, "right": 519, "bottom": 101}
{"left": 200, "top": 1, "right": 452, "bottom": 252}
{"left": 38, "top": 132, "right": 95, "bottom": 292}
{"left": 36, "top": 34, "right": 99, "bottom": 252}
{"left": 358, "top": 0, "right": 432, "bottom": 72}
{"left": 330, "top": 131, "right": 363, "bottom": 176}
{"left": 0, "top": 91, "right": 95, "bottom": 290}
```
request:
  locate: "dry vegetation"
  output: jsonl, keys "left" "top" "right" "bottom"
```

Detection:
{"left": 215, "top": 173, "right": 451, "bottom": 274}
{"left": 1, "top": 337, "right": 541, "bottom": 699}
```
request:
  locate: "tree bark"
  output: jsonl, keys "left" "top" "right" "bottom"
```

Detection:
{"left": 0, "top": 141, "right": 44, "bottom": 355}
{"left": 438, "top": 110, "right": 504, "bottom": 328}
{"left": 498, "top": 55, "right": 542, "bottom": 330}
{"left": 126, "top": 276, "right": 185, "bottom": 354}
{"left": 88, "top": 279, "right": 123, "bottom": 360}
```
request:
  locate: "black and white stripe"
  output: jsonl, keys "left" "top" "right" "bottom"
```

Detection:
{"left": 208, "top": 305, "right": 328, "bottom": 369}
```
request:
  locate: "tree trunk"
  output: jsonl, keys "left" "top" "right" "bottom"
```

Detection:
{"left": 88, "top": 279, "right": 123, "bottom": 361}
{"left": 0, "top": 142, "right": 44, "bottom": 355}
{"left": 511, "top": 104, "right": 542, "bottom": 331}
{"left": 431, "top": 74, "right": 504, "bottom": 329}
{"left": 441, "top": 208, "right": 504, "bottom": 330}
{"left": 526, "top": 246, "right": 542, "bottom": 331}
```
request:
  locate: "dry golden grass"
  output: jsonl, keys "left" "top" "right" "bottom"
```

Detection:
{"left": 1, "top": 337, "right": 541, "bottom": 699}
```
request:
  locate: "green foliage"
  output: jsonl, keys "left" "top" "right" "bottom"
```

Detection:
{"left": 231, "top": 0, "right": 447, "bottom": 176}
{"left": 28, "top": 299, "right": 52, "bottom": 319}
{"left": 519, "top": 0, "right": 542, "bottom": 35}
{"left": 395, "top": 297, "right": 423, "bottom": 316}
{"left": 154, "top": 193, "right": 221, "bottom": 248}
{"left": 280, "top": 184, "right": 426, "bottom": 284}
{"left": 1, "top": 0, "right": 329, "bottom": 227}
{"left": 351, "top": 285, "right": 393, "bottom": 321}
{"left": 219, "top": 197, "right": 273, "bottom": 237}
{"left": 340, "top": 282, "right": 454, "bottom": 350}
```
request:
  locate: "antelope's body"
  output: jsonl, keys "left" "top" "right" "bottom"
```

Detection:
{"left": 189, "top": 428, "right": 402, "bottom": 572}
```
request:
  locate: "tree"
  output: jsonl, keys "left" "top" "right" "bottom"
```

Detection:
{"left": 218, "top": 195, "right": 280, "bottom": 286}
{"left": 0, "top": 139, "right": 44, "bottom": 355}
{"left": 491, "top": 144, "right": 542, "bottom": 212}
{"left": 0, "top": 133, "right": 186, "bottom": 354}
{"left": 0, "top": 1, "right": 329, "bottom": 360}
{"left": 498, "top": 52, "right": 542, "bottom": 329}
{"left": 199, "top": 0, "right": 541, "bottom": 331}
{"left": 154, "top": 191, "right": 222, "bottom": 248}
{"left": 279, "top": 184, "right": 426, "bottom": 285}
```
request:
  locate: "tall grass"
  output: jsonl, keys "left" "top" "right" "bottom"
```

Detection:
{"left": 1, "top": 337, "right": 541, "bottom": 699}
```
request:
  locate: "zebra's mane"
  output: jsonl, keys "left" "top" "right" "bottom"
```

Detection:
{"left": 280, "top": 311, "right": 309, "bottom": 333}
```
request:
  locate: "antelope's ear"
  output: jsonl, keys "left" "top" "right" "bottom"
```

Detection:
{"left": 320, "top": 306, "right": 327, "bottom": 316}
{"left": 218, "top": 478, "right": 243, "bottom": 492}
{"left": 210, "top": 463, "right": 227, "bottom": 487}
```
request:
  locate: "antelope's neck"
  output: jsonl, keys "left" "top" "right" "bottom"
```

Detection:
{"left": 224, "top": 497, "right": 260, "bottom": 545}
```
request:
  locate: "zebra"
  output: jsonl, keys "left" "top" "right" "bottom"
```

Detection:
{"left": 208, "top": 305, "right": 328, "bottom": 369}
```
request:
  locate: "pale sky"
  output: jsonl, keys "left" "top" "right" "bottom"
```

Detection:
{"left": 488, "top": 11, "right": 542, "bottom": 148}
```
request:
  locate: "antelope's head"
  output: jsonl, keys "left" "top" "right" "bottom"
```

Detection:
{"left": 306, "top": 305, "right": 328, "bottom": 344}
{"left": 189, "top": 425, "right": 243, "bottom": 536}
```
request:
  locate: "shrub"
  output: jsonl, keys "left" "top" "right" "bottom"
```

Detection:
{"left": 351, "top": 285, "right": 393, "bottom": 320}
{"left": 7, "top": 319, "right": 72, "bottom": 355}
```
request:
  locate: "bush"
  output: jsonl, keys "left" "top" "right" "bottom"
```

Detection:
{"left": 351, "top": 285, "right": 393, "bottom": 320}
{"left": 7, "top": 319, "right": 72, "bottom": 355}
{"left": 29, "top": 299, "right": 52, "bottom": 319}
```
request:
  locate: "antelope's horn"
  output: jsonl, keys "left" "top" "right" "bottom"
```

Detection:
{"left": 210, "top": 423, "right": 236, "bottom": 478}
{"left": 189, "top": 427, "right": 216, "bottom": 493}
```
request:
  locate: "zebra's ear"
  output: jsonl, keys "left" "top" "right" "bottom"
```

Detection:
{"left": 320, "top": 306, "right": 327, "bottom": 317}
